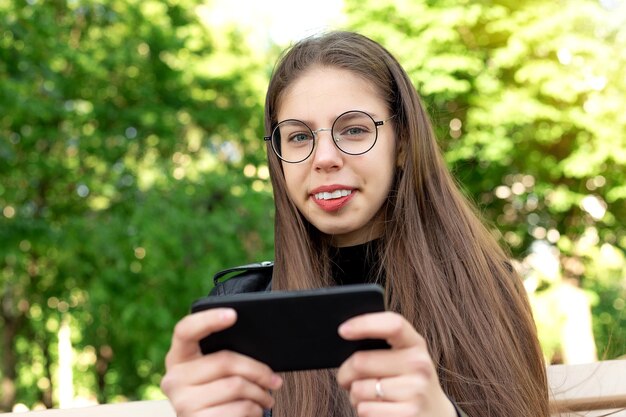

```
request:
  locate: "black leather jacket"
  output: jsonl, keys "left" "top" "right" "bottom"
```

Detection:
{"left": 208, "top": 262, "right": 468, "bottom": 417}
{"left": 209, "top": 261, "right": 273, "bottom": 296}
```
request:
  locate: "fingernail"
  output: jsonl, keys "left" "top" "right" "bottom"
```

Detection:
{"left": 219, "top": 308, "right": 236, "bottom": 321}
{"left": 270, "top": 373, "right": 283, "bottom": 389}
{"left": 338, "top": 322, "right": 351, "bottom": 336}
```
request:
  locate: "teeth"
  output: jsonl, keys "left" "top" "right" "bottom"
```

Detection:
{"left": 315, "top": 190, "right": 352, "bottom": 200}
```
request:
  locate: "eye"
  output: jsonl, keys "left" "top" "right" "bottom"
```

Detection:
{"left": 288, "top": 132, "right": 313, "bottom": 143}
{"left": 338, "top": 125, "right": 371, "bottom": 139}
{"left": 345, "top": 126, "right": 367, "bottom": 135}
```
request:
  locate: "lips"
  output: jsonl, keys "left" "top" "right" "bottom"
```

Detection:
{"left": 314, "top": 189, "right": 352, "bottom": 200}
{"left": 310, "top": 185, "right": 356, "bottom": 212}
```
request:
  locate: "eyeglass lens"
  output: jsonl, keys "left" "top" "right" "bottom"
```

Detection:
{"left": 271, "top": 111, "right": 379, "bottom": 163}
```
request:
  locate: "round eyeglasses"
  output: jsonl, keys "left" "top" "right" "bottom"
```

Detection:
{"left": 264, "top": 110, "right": 395, "bottom": 163}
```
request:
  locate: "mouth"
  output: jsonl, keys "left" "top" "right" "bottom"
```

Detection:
{"left": 314, "top": 189, "right": 353, "bottom": 201}
{"left": 310, "top": 187, "right": 356, "bottom": 212}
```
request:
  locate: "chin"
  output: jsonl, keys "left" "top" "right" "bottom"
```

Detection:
{"left": 314, "top": 223, "right": 359, "bottom": 237}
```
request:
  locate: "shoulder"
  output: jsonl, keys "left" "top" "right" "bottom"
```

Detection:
{"left": 209, "top": 261, "right": 273, "bottom": 296}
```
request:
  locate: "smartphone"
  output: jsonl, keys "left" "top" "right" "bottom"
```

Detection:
{"left": 190, "top": 284, "right": 390, "bottom": 372}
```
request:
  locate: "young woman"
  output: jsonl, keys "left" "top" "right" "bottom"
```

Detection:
{"left": 161, "top": 31, "right": 549, "bottom": 417}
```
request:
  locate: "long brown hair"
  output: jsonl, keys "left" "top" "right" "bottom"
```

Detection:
{"left": 264, "top": 31, "right": 549, "bottom": 417}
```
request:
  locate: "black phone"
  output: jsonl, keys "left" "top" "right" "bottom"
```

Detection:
{"left": 190, "top": 284, "right": 390, "bottom": 372}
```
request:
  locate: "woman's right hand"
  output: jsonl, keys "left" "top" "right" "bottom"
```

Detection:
{"left": 160, "top": 308, "right": 283, "bottom": 417}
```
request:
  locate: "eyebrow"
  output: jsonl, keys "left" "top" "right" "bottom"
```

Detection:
{"left": 278, "top": 110, "right": 382, "bottom": 125}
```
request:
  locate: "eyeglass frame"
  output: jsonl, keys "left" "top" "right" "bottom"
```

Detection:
{"left": 263, "top": 110, "right": 395, "bottom": 164}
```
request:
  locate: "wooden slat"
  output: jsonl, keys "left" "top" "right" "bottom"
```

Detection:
{"left": 0, "top": 400, "right": 175, "bottom": 416}
{"left": 548, "top": 359, "right": 626, "bottom": 414}
{"left": 2, "top": 360, "right": 625, "bottom": 416}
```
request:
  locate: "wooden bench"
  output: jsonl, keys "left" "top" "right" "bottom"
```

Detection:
{"left": 0, "top": 400, "right": 176, "bottom": 417}
{"left": 3, "top": 360, "right": 625, "bottom": 416}
{"left": 548, "top": 359, "right": 626, "bottom": 416}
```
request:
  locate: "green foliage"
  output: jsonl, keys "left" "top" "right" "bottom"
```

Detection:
{"left": 1, "top": 0, "right": 273, "bottom": 410}
{"left": 346, "top": 0, "right": 626, "bottom": 361}
{"left": 2, "top": 0, "right": 625, "bottom": 410}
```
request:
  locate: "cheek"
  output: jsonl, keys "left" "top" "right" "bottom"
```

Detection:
{"left": 370, "top": 141, "right": 396, "bottom": 184}
{"left": 282, "top": 165, "right": 305, "bottom": 200}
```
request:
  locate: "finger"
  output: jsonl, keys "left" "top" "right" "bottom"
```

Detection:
{"left": 338, "top": 312, "right": 423, "bottom": 349}
{"left": 162, "top": 350, "right": 282, "bottom": 391}
{"left": 168, "top": 375, "right": 276, "bottom": 414}
{"left": 165, "top": 309, "right": 237, "bottom": 367}
{"left": 349, "top": 375, "right": 429, "bottom": 404}
{"left": 354, "top": 401, "right": 422, "bottom": 417}
{"left": 347, "top": 378, "right": 378, "bottom": 406}
{"left": 336, "top": 346, "right": 434, "bottom": 387}
{"left": 190, "top": 400, "right": 264, "bottom": 417}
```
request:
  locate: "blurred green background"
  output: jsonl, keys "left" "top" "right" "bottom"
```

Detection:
{"left": 1, "top": 0, "right": 624, "bottom": 411}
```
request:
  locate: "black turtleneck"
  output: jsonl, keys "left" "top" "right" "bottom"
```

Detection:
{"left": 330, "top": 239, "right": 383, "bottom": 286}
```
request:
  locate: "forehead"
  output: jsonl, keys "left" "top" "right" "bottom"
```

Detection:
{"left": 276, "top": 66, "right": 387, "bottom": 123}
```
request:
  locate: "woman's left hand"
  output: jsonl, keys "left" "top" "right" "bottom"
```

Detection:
{"left": 336, "top": 311, "right": 457, "bottom": 417}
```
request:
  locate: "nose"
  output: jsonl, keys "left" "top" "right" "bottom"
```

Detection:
{"left": 311, "top": 129, "right": 343, "bottom": 171}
